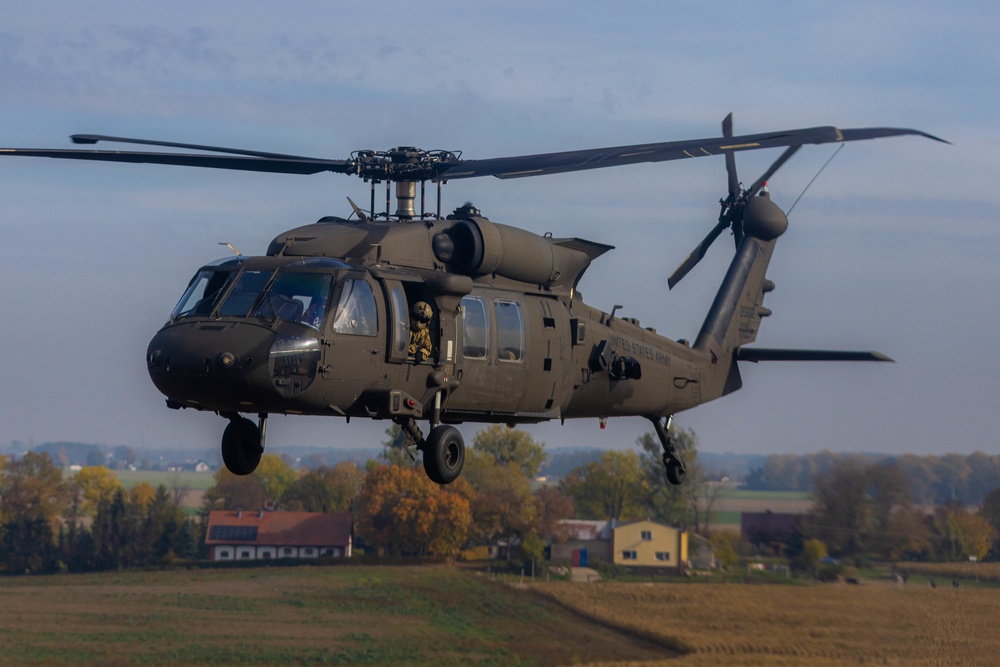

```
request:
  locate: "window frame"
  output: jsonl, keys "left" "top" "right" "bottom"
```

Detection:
{"left": 461, "top": 295, "right": 490, "bottom": 361}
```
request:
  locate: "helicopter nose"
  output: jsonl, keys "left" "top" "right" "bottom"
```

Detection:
{"left": 146, "top": 322, "right": 278, "bottom": 410}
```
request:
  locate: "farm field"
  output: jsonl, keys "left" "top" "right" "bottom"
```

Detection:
{"left": 535, "top": 579, "right": 1000, "bottom": 666}
{"left": 704, "top": 489, "right": 814, "bottom": 533}
{"left": 2, "top": 565, "right": 997, "bottom": 666}
{"left": 0, "top": 565, "right": 672, "bottom": 666}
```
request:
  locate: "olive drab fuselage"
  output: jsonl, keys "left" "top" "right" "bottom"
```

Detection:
{"left": 146, "top": 211, "right": 715, "bottom": 428}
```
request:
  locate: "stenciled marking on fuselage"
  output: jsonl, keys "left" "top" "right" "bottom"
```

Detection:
{"left": 607, "top": 334, "right": 672, "bottom": 366}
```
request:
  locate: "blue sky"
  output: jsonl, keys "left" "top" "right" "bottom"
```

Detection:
{"left": 0, "top": 1, "right": 996, "bottom": 458}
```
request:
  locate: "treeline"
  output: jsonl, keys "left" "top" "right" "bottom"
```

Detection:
{"left": 0, "top": 424, "right": 732, "bottom": 574}
{"left": 0, "top": 453, "right": 200, "bottom": 574}
{"left": 744, "top": 451, "right": 1000, "bottom": 505}
{"left": 763, "top": 458, "right": 1000, "bottom": 571}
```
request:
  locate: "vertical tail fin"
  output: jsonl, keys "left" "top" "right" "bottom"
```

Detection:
{"left": 693, "top": 194, "right": 786, "bottom": 400}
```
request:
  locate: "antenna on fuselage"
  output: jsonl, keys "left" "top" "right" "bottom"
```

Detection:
{"left": 218, "top": 242, "right": 242, "bottom": 257}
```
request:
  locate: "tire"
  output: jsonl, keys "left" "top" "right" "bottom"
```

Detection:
{"left": 665, "top": 458, "right": 686, "bottom": 486}
{"left": 423, "top": 425, "right": 465, "bottom": 485}
{"left": 221, "top": 417, "right": 263, "bottom": 475}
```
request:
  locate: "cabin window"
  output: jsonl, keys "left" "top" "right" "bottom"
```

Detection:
{"left": 494, "top": 299, "right": 524, "bottom": 362}
{"left": 217, "top": 270, "right": 273, "bottom": 317}
{"left": 461, "top": 296, "right": 489, "bottom": 359}
{"left": 333, "top": 279, "right": 378, "bottom": 336}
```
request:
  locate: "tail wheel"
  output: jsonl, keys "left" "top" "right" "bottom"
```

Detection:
{"left": 221, "top": 416, "right": 263, "bottom": 475}
{"left": 423, "top": 425, "right": 465, "bottom": 485}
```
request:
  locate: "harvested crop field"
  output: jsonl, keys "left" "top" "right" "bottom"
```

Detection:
{"left": 535, "top": 579, "right": 1000, "bottom": 666}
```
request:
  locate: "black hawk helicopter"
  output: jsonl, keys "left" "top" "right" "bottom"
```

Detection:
{"left": 0, "top": 115, "right": 943, "bottom": 485}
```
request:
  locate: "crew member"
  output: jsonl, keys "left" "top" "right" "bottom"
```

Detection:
{"left": 408, "top": 301, "right": 434, "bottom": 362}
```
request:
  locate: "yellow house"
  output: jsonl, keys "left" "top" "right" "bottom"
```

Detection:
{"left": 612, "top": 520, "right": 688, "bottom": 569}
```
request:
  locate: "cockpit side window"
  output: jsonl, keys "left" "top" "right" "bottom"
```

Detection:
{"left": 171, "top": 269, "right": 236, "bottom": 320}
{"left": 461, "top": 295, "right": 489, "bottom": 359}
{"left": 333, "top": 278, "right": 378, "bottom": 336}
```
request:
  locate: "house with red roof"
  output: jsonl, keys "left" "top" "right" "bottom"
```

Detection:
{"left": 205, "top": 509, "right": 353, "bottom": 562}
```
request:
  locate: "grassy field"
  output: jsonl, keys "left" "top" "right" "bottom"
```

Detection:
{"left": 2, "top": 565, "right": 998, "bottom": 666}
{"left": 0, "top": 565, "right": 671, "bottom": 666}
{"left": 714, "top": 490, "right": 811, "bottom": 501}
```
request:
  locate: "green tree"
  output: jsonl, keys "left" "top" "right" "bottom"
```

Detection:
{"left": 797, "top": 538, "right": 828, "bottom": 577}
{"left": 808, "top": 460, "right": 871, "bottom": 556}
{"left": 378, "top": 424, "right": 420, "bottom": 469}
{"left": 638, "top": 427, "right": 702, "bottom": 529}
{"left": 283, "top": 462, "right": 365, "bottom": 514}
{"left": 471, "top": 425, "right": 546, "bottom": 479}
{"left": 561, "top": 449, "right": 648, "bottom": 521}
{"left": 710, "top": 532, "right": 740, "bottom": 569}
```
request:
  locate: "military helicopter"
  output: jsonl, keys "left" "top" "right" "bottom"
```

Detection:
{"left": 0, "top": 116, "right": 943, "bottom": 485}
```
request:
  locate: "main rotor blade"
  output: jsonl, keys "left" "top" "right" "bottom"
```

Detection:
{"left": 747, "top": 145, "right": 801, "bottom": 197}
{"left": 70, "top": 134, "right": 320, "bottom": 161}
{"left": 668, "top": 214, "right": 731, "bottom": 289}
{"left": 722, "top": 113, "right": 739, "bottom": 198}
{"left": 437, "top": 125, "right": 946, "bottom": 181}
{"left": 0, "top": 148, "right": 353, "bottom": 175}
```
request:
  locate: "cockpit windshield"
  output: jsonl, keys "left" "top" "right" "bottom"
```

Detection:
{"left": 170, "top": 257, "right": 243, "bottom": 320}
{"left": 172, "top": 262, "right": 336, "bottom": 329}
{"left": 254, "top": 272, "right": 333, "bottom": 329}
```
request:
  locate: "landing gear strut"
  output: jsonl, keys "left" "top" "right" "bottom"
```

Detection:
{"left": 650, "top": 415, "right": 686, "bottom": 485}
{"left": 221, "top": 412, "right": 266, "bottom": 476}
{"left": 397, "top": 415, "right": 465, "bottom": 485}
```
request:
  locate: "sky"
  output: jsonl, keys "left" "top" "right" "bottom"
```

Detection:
{"left": 0, "top": 1, "right": 996, "bottom": 459}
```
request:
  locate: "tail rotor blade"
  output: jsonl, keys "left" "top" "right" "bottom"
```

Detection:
{"left": 668, "top": 215, "right": 730, "bottom": 289}
{"left": 747, "top": 145, "right": 801, "bottom": 197}
{"left": 722, "top": 113, "right": 739, "bottom": 198}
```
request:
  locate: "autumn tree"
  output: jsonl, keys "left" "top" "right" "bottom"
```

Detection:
{"left": 467, "top": 460, "right": 541, "bottom": 560}
{"left": 358, "top": 465, "right": 471, "bottom": 557}
{"left": 561, "top": 449, "right": 648, "bottom": 521}
{"left": 69, "top": 466, "right": 124, "bottom": 517}
{"left": 0, "top": 452, "right": 67, "bottom": 524}
{"left": 534, "top": 485, "right": 575, "bottom": 544}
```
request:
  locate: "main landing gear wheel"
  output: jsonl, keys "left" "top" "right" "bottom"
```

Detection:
{"left": 221, "top": 416, "right": 263, "bottom": 475}
{"left": 423, "top": 425, "right": 465, "bottom": 485}
{"left": 664, "top": 455, "right": 686, "bottom": 485}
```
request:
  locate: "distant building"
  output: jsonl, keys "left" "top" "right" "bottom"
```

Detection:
{"left": 549, "top": 519, "right": 688, "bottom": 571}
{"left": 205, "top": 510, "right": 353, "bottom": 562}
{"left": 741, "top": 511, "right": 802, "bottom": 553}
{"left": 550, "top": 520, "right": 614, "bottom": 565}
{"left": 611, "top": 519, "right": 688, "bottom": 570}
